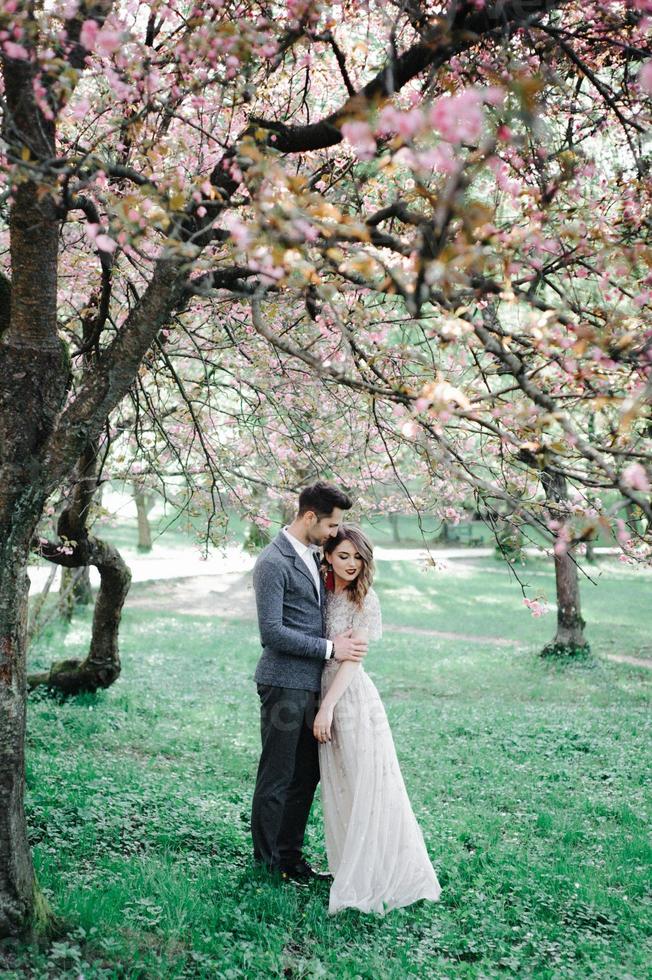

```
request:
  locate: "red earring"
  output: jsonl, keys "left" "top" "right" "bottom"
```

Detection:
{"left": 325, "top": 567, "right": 335, "bottom": 591}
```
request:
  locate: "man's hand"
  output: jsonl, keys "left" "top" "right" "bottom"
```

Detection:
{"left": 333, "top": 629, "right": 368, "bottom": 662}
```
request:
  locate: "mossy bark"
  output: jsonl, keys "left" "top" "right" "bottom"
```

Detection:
{"left": 0, "top": 345, "right": 70, "bottom": 938}
{"left": 134, "top": 487, "right": 154, "bottom": 552}
{"left": 28, "top": 537, "right": 131, "bottom": 695}
{"left": 0, "top": 40, "right": 71, "bottom": 931}
{"left": 541, "top": 469, "right": 590, "bottom": 658}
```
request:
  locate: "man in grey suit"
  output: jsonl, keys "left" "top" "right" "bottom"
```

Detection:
{"left": 251, "top": 482, "right": 368, "bottom": 882}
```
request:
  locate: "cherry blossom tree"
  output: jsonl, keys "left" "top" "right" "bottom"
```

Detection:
{"left": 1, "top": 0, "right": 651, "bottom": 938}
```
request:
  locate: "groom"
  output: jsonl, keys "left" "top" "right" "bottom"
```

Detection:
{"left": 251, "top": 481, "right": 368, "bottom": 882}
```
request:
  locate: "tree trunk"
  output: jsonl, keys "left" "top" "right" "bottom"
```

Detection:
{"left": 58, "top": 567, "right": 75, "bottom": 622}
{"left": 53, "top": 441, "right": 100, "bottom": 622}
{"left": 134, "top": 487, "right": 153, "bottom": 552}
{"left": 0, "top": 358, "right": 69, "bottom": 938}
{"left": 0, "top": 10, "right": 185, "bottom": 936}
{"left": 388, "top": 513, "right": 401, "bottom": 543}
{"left": 58, "top": 566, "right": 93, "bottom": 619}
{"left": 546, "top": 546, "right": 589, "bottom": 654}
{"left": 0, "top": 532, "right": 38, "bottom": 938}
{"left": 72, "top": 565, "right": 93, "bottom": 605}
{"left": 541, "top": 469, "right": 590, "bottom": 657}
{"left": 27, "top": 564, "right": 58, "bottom": 644}
{"left": 0, "top": 42, "right": 71, "bottom": 935}
{"left": 0, "top": 339, "right": 67, "bottom": 935}
{"left": 28, "top": 536, "right": 131, "bottom": 695}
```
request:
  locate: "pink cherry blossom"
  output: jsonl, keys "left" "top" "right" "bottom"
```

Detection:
{"left": 376, "top": 105, "right": 423, "bottom": 139}
{"left": 80, "top": 20, "right": 99, "bottom": 51}
{"left": 615, "top": 519, "right": 630, "bottom": 546}
{"left": 482, "top": 86, "right": 505, "bottom": 107}
{"left": 639, "top": 61, "right": 652, "bottom": 94}
{"left": 340, "top": 121, "right": 376, "bottom": 160}
{"left": 429, "top": 89, "right": 484, "bottom": 144}
{"left": 222, "top": 213, "right": 251, "bottom": 249}
{"left": 97, "top": 27, "right": 123, "bottom": 57}
{"left": 95, "top": 234, "right": 117, "bottom": 253}
{"left": 622, "top": 462, "right": 650, "bottom": 492}
{"left": 4, "top": 41, "right": 29, "bottom": 59}
{"left": 523, "top": 598, "right": 550, "bottom": 617}
{"left": 292, "top": 218, "right": 319, "bottom": 243}
{"left": 553, "top": 538, "right": 569, "bottom": 557}
{"left": 415, "top": 144, "right": 457, "bottom": 175}
{"left": 401, "top": 420, "right": 419, "bottom": 438}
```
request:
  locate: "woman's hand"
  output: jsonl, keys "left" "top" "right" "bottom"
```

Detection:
{"left": 313, "top": 704, "right": 334, "bottom": 743}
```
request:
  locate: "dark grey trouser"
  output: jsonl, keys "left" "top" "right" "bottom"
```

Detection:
{"left": 251, "top": 683, "right": 320, "bottom": 869}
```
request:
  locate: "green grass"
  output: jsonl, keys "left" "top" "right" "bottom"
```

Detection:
{"left": 374, "top": 554, "right": 652, "bottom": 655}
{"left": 2, "top": 559, "right": 651, "bottom": 978}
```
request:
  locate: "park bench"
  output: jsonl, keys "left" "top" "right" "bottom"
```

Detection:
{"left": 442, "top": 523, "right": 485, "bottom": 547}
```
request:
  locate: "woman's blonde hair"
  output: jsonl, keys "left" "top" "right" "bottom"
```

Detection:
{"left": 323, "top": 524, "right": 374, "bottom": 608}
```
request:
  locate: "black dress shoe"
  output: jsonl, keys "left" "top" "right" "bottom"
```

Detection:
{"left": 279, "top": 859, "right": 333, "bottom": 882}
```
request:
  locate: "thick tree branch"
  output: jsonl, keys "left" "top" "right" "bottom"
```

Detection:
{"left": 0, "top": 271, "right": 10, "bottom": 339}
{"left": 28, "top": 534, "right": 131, "bottom": 694}
{"left": 43, "top": 255, "right": 188, "bottom": 492}
{"left": 240, "top": 0, "right": 566, "bottom": 156}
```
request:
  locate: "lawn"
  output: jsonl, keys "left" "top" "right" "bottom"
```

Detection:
{"left": 376, "top": 554, "right": 652, "bottom": 655}
{"left": 1, "top": 556, "right": 650, "bottom": 978}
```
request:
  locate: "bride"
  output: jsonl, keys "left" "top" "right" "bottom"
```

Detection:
{"left": 313, "top": 525, "right": 441, "bottom": 915}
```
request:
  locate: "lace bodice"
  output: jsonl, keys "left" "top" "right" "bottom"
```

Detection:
{"left": 324, "top": 587, "right": 383, "bottom": 644}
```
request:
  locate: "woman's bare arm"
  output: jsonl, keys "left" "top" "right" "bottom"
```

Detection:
{"left": 320, "top": 661, "right": 360, "bottom": 711}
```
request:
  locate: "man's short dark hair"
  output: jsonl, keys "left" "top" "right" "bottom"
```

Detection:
{"left": 298, "top": 482, "right": 352, "bottom": 518}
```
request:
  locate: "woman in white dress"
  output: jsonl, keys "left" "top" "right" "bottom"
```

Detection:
{"left": 313, "top": 525, "right": 441, "bottom": 915}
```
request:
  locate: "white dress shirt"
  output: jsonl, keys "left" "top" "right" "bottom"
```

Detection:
{"left": 283, "top": 528, "right": 333, "bottom": 659}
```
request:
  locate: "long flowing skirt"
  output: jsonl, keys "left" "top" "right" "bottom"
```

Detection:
{"left": 319, "top": 663, "right": 441, "bottom": 915}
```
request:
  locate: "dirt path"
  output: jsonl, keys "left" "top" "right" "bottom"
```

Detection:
{"left": 384, "top": 624, "right": 519, "bottom": 647}
{"left": 125, "top": 571, "right": 257, "bottom": 620}
{"left": 600, "top": 652, "right": 652, "bottom": 669}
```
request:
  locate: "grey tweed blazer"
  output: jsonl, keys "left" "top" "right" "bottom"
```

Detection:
{"left": 252, "top": 532, "right": 328, "bottom": 693}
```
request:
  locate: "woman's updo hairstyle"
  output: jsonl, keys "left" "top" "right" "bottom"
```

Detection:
{"left": 323, "top": 524, "right": 374, "bottom": 608}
